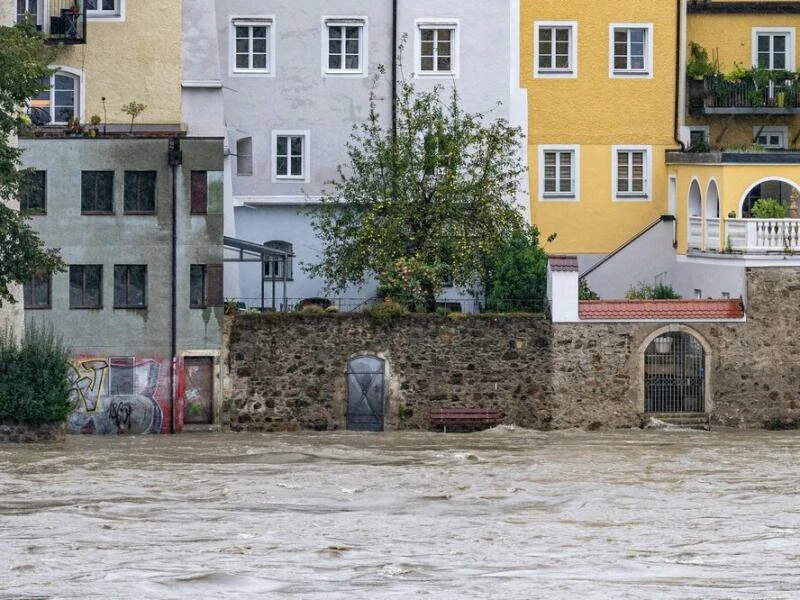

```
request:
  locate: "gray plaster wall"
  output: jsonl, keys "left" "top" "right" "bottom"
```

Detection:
{"left": 20, "top": 137, "right": 223, "bottom": 357}
{"left": 217, "top": 0, "right": 524, "bottom": 305}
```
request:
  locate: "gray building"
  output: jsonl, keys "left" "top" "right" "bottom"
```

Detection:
{"left": 19, "top": 2, "right": 226, "bottom": 434}
{"left": 216, "top": 0, "right": 528, "bottom": 311}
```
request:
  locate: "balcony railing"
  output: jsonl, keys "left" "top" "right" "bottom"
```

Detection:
{"left": 17, "top": 1, "right": 86, "bottom": 45}
{"left": 689, "top": 217, "right": 800, "bottom": 253}
{"left": 689, "top": 77, "right": 800, "bottom": 115}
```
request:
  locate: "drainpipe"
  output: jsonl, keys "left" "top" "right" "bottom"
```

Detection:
{"left": 168, "top": 137, "right": 183, "bottom": 433}
{"left": 391, "top": 0, "right": 398, "bottom": 140}
{"left": 674, "top": 0, "right": 687, "bottom": 151}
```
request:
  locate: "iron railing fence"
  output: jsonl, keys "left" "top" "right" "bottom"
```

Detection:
{"left": 691, "top": 76, "right": 800, "bottom": 112}
{"left": 226, "top": 297, "right": 550, "bottom": 315}
{"left": 644, "top": 332, "right": 705, "bottom": 413}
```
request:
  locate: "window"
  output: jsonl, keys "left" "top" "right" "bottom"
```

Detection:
{"left": 113, "top": 265, "right": 146, "bottom": 308}
{"left": 85, "top": 0, "right": 123, "bottom": 18}
{"left": 610, "top": 24, "right": 653, "bottom": 77}
{"left": 24, "top": 273, "right": 51, "bottom": 310}
{"left": 16, "top": 0, "right": 38, "bottom": 26}
{"left": 417, "top": 21, "right": 458, "bottom": 76}
{"left": 539, "top": 146, "right": 579, "bottom": 200}
{"left": 236, "top": 137, "right": 253, "bottom": 176}
{"left": 190, "top": 264, "right": 223, "bottom": 308}
{"left": 28, "top": 70, "right": 81, "bottom": 125}
{"left": 325, "top": 18, "right": 366, "bottom": 74}
{"left": 69, "top": 265, "right": 102, "bottom": 309}
{"left": 124, "top": 171, "right": 156, "bottom": 214}
{"left": 109, "top": 357, "right": 134, "bottom": 395}
{"left": 613, "top": 146, "right": 651, "bottom": 200}
{"left": 535, "top": 21, "right": 577, "bottom": 77}
{"left": 688, "top": 127, "right": 710, "bottom": 149}
{"left": 754, "top": 126, "right": 788, "bottom": 149}
{"left": 190, "top": 170, "right": 223, "bottom": 214}
{"left": 263, "top": 241, "right": 293, "bottom": 280}
{"left": 273, "top": 132, "right": 308, "bottom": 180}
{"left": 753, "top": 28, "right": 795, "bottom": 71}
{"left": 232, "top": 19, "right": 273, "bottom": 74}
{"left": 20, "top": 170, "right": 46, "bottom": 214}
{"left": 81, "top": 171, "right": 114, "bottom": 214}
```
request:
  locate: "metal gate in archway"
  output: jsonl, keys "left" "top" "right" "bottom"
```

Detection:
{"left": 644, "top": 332, "right": 705, "bottom": 413}
{"left": 346, "top": 356, "right": 385, "bottom": 431}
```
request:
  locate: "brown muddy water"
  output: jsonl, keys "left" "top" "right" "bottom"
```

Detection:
{"left": 1, "top": 428, "right": 799, "bottom": 599}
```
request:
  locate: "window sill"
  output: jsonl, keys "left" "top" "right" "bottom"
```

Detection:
{"left": 123, "top": 211, "right": 156, "bottom": 215}
{"left": 614, "top": 194, "right": 650, "bottom": 202}
{"left": 82, "top": 211, "right": 115, "bottom": 216}
{"left": 114, "top": 305, "right": 147, "bottom": 310}
{"left": 611, "top": 70, "right": 651, "bottom": 78}
{"left": 24, "top": 306, "right": 51, "bottom": 310}
{"left": 416, "top": 71, "right": 458, "bottom": 78}
{"left": 536, "top": 69, "right": 576, "bottom": 78}
{"left": 541, "top": 194, "right": 578, "bottom": 202}
{"left": 70, "top": 306, "right": 103, "bottom": 310}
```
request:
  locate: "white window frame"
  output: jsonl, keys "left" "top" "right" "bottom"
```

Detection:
{"left": 230, "top": 16, "right": 275, "bottom": 76}
{"left": 272, "top": 131, "right": 310, "bottom": 183}
{"left": 687, "top": 126, "right": 710, "bottom": 148}
{"left": 612, "top": 145, "right": 651, "bottom": 201}
{"left": 538, "top": 145, "right": 580, "bottom": 202}
{"left": 85, "top": 0, "right": 125, "bottom": 21}
{"left": 322, "top": 17, "right": 367, "bottom": 77}
{"left": 534, "top": 21, "right": 578, "bottom": 78}
{"left": 415, "top": 19, "right": 459, "bottom": 78}
{"left": 753, "top": 125, "right": 789, "bottom": 149}
{"left": 28, "top": 66, "right": 85, "bottom": 125}
{"left": 609, "top": 23, "right": 654, "bottom": 79}
{"left": 752, "top": 27, "right": 796, "bottom": 71}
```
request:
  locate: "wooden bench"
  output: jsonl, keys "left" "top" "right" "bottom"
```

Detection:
{"left": 430, "top": 407, "right": 503, "bottom": 432}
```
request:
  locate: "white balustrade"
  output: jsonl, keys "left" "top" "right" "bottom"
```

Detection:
{"left": 688, "top": 216, "right": 703, "bottom": 249}
{"left": 725, "top": 218, "right": 800, "bottom": 252}
{"left": 705, "top": 217, "right": 720, "bottom": 251}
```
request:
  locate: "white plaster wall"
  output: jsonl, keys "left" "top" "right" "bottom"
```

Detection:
{"left": 217, "top": 1, "right": 523, "bottom": 305}
{"left": 583, "top": 220, "right": 678, "bottom": 299}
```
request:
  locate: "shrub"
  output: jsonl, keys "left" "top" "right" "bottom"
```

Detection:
{"left": 485, "top": 226, "right": 550, "bottom": 313}
{"left": 751, "top": 198, "right": 787, "bottom": 219}
{"left": 366, "top": 297, "right": 410, "bottom": 319}
{"left": 0, "top": 323, "right": 72, "bottom": 425}
{"left": 578, "top": 278, "right": 599, "bottom": 300}
{"left": 625, "top": 282, "right": 681, "bottom": 300}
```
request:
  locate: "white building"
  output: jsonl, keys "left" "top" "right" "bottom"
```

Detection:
{"left": 215, "top": 0, "right": 527, "bottom": 311}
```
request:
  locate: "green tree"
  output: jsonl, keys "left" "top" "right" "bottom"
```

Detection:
{"left": 306, "top": 68, "right": 527, "bottom": 310}
{"left": 0, "top": 24, "right": 63, "bottom": 306}
{"left": 485, "top": 226, "right": 550, "bottom": 313}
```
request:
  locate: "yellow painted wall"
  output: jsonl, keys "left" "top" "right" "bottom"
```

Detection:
{"left": 671, "top": 161, "right": 800, "bottom": 252}
{"left": 687, "top": 10, "right": 800, "bottom": 147}
{"left": 522, "top": 0, "right": 680, "bottom": 254}
{"left": 54, "top": 1, "right": 182, "bottom": 124}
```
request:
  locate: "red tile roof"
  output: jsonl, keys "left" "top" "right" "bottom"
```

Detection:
{"left": 578, "top": 299, "right": 745, "bottom": 321}
{"left": 549, "top": 255, "right": 579, "bottom": 272}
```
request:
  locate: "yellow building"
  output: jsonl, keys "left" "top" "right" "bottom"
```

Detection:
{"left": 20, "top": 0, "right": 181, "bottom": 127}
{"left": 522, "top": 0, "right": 681, "bottom": 262}
{"left": 675, "top": 0, "right": 800, "bottom": 256}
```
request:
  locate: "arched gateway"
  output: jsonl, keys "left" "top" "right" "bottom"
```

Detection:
{"left": 643, "top": 330, "right": 706, "bottom": 413}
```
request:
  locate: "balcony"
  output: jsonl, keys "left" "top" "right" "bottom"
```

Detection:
{"left": 689, "top": 216, "right": 800, "bottom": 253}
{"left": 17, "top": 1, "right": 87, "bottom": 45}
{"left": 688, "top": 76, "right": 800, "bottom": 116}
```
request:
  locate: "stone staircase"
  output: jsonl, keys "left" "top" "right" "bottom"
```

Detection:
{"left": 645, "top": 412, "right": 710, "bottom": 431}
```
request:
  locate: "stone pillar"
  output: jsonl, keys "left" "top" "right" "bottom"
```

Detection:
{"left": 790, "top": 188, "right": 799, "bottom": 219}
{"left": 548, "top": 255, "right": 580, "bottom": 323}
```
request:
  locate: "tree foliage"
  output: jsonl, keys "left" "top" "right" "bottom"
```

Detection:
{"left": 306, "top": 68, "right": 527, "bottom": 308}
{"left": 0, "top": 24, "right": 63, "bottom": 306}
{"left": 484, "top": 226, "right": 549, "bottom": 313}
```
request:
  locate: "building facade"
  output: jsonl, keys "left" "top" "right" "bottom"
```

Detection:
{"left": 218, "top": 0, "right": 527, "bottom": 312}
{"left": 18, "top": 0, "right": 225, "bottom": 433}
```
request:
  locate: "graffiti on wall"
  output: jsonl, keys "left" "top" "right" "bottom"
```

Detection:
{"left": 68, "top": 357, "right": 170, "bottom": 434}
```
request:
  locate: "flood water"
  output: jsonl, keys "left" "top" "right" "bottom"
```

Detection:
{"left": 2, "top": 428, "right": 799, "bottom": 599}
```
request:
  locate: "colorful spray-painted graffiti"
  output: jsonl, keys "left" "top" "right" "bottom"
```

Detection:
{"left": 68, "top": 357, "right": 171, "bottom": 434}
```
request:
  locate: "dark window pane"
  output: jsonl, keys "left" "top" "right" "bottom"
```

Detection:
{"left": 190, "top": 170, "right": 208, "bottom": 214}
{"left": 70, "top": 265, "right": 102, "bottom": 309}
{"left": 114, "top": 265, "right": 146, "bottom": 308}
{"left": 124, "top": 171, "right": 156, "bottom": 213}
{"left": 20, "top": 170, "right": 46, "bottom": 214}
{"left": 24, "top": 273, "right": 51, "bottom": 309}
{"left": 190, "top": 264, "right": 206, "bottom": 307}
{"left": 81, "top": 171, "right": 114, "bottom": 213}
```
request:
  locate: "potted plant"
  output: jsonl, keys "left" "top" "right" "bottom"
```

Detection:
{"left": 87, "top": 114, "right": 101, "bottom": 138}
{"left": 68, "top": 1, "right": 80, "bottom": 13}
{"left": 65, "top": 117, "right": 82, "bottom": 135}
{"left": 654, "top": 336, "right": 674, "bottom": 354}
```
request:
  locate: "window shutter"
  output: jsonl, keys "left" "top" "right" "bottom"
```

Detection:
{"left": 207, "top": 263, "right": 224, "bottom": 307}
{"left": 190, "top": 171, "right": 208, "bottom": 214}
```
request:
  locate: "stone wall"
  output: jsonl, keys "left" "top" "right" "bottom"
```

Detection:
{"left": 224, "top": 267, "right": 800, "bottom": 431}
{"left": 0, "top": 421, "right": 66, "bottom": 443}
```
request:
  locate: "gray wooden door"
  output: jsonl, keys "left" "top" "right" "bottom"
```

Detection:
{"left": 346, "top": 356, "right": 385, "bottom": 431}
